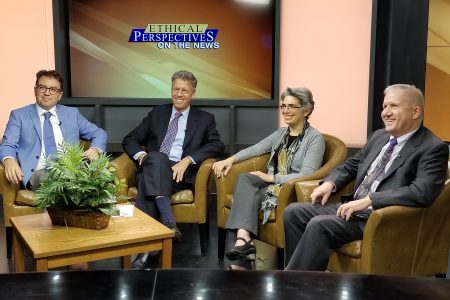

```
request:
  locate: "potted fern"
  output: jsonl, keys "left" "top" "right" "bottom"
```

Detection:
{"left": 34, "top": 142, "right": 120, "bottom": 229}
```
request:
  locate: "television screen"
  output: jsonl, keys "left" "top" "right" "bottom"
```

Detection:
{"left": 65, "top": 0, "right": 279, "bottom": 102}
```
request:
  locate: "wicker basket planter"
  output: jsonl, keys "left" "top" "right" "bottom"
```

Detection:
{"left": 48, "top": 209, "right": 111, "bottom": 230}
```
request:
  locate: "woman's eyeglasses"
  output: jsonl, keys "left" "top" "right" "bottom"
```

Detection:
{"left": 279, "top": 104, "right": 302, "bottom": 110}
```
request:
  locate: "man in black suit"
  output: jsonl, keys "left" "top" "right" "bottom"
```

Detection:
{"left": 283, "top": 84, "right": 449, "bottom": 271}
{"left": 122, "top": 70, "right": 224, "bottom": 268}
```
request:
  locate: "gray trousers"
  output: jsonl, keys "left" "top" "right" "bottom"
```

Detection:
{"left": 225, "top": 173, "right": 269, "bottom": 268}
{"left": 225, "top": 173, "right": 269, "bottom": 236}
{"left": 283, "top": 202, "right": 366, "bottom": 271}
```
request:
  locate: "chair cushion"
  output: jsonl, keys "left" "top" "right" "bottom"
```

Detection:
{"left": 335, "top": 240, "right": 362, "bottom": 258}
{"left": 127, "top": 187, "right": 194, "bottom": 205}
{"left": 15, "top": 190, "right": 38, "bottom": 207}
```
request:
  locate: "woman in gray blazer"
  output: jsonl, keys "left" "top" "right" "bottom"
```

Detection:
{"left": 212, "top": 87, "right": 325, "bottom": 270}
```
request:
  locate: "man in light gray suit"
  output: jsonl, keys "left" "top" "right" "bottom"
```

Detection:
{"left": 0, "top": 69, "right": 107, "bottom": 190}
{"left": 284, "top": 84, "right": 449, "bottom": 271}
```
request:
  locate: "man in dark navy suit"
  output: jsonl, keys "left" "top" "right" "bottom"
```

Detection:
{"left": 122, "top": 70, "right": 224, "bottom": 268}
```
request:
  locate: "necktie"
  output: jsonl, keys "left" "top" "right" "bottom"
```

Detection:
{"left": 354, "top": 138, "right": 398, "bottom": 199}
{"left": 43, "top": 112, "right": 57, "bottom": 157}
{"left": 159, "top": 112, "right": 183, "bottom": 155}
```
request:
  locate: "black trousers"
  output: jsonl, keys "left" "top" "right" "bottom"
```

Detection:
{"left": 135, "top": 151, "right": 192, "bottom": 219}
{"left": 283, "top": 202, "right": 366, "bottom": 271}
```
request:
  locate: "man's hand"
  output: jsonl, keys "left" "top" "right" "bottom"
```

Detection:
{"left": 83, "top": 148, "right": 100, "bottom": 161}
{"left": 137, "top": 153, "right": 147, "bottom": 165}
{"left": 249, "top": 171, "right": 275, "bottom": 183}
{"left": 3, "top": 158, "right": 24, "bottom": 185}
{"left": 336, "top": 197, "right": 372, "bottom": 221}
{"left": 310, "top": 181, "right": 334, "bottom": 205}
{"left": 212, "top": 156, "right": 236, "bottom": 178}
{"left": 172, "top": 157, "right": 192, "bottom": 182}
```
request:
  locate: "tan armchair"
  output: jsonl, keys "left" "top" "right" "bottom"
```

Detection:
{"left": 295, "top": 165, "right": 450, "bottom": 276}
{"left": 0, "top": 140, "right": 91, "bottom": 259}
{"left": 215, "top": 134, "right": 347, "bottom": 265}
{"left": 110, "top": 153, "right": 216, "bottom": 256}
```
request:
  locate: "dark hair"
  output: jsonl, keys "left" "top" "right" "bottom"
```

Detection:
{"left": 171, "top": 70, "right": 197, "bottom": 90}
{"left": 35, "top": 70, "right": 63, "bottom": 90}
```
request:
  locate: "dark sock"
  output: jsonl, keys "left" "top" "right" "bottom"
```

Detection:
{"left": 155, "top": 196, "right": 175, "bottom": 225}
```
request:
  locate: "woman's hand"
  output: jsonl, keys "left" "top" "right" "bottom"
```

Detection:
{"left": 212, "top": 156, "right": 236, "bottom": 178}
{"left": 249, "top": 171, "right": 275, "bottom": 183}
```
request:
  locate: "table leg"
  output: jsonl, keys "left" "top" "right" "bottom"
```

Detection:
{"left": 13, "top": 231, "right": 25, "bottom": 272}
{"left": 122, "top": 255, "right": 132, "bottom": 269}
{"left": 36, "top": 259, "right": 49, "bottom": 272}
{"left": 160, "top": 238, "right": 172, "bottom": 269}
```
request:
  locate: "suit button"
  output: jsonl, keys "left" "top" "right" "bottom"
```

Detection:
{"left": 31, "top": 169, "right": 34, "bottom": 172}
{"left": 36, "top": 156, "right": 39, "bottom": 159}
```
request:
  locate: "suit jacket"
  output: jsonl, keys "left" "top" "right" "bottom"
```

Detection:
{"left": 0, "top": 104, "right": 108, "bottom": 185}
{"left": 234, "top": 126, "right": 325, "bottom": 184}
{"left": 325, "top": 126, "right": 449, "bottom": 209}
{"left": 122, "top": 104, "right": 225, "bottom": 184}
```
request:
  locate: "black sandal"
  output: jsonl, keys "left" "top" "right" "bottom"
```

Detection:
{"left": 225, "top": 237, "right": 256, "bottom": 261}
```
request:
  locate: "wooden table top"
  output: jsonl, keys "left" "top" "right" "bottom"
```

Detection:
{"left": 10, "top": 207, "right": 174, "bottom": 259}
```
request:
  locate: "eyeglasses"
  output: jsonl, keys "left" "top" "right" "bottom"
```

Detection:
{"left": 172, "top": 88, "right": 192, "bottom": 95}
{"left": 35, "top": 84, "right": 61, "bottom": 95}
{"left": 280, "top": 104, "right": 302, "bottom": 110}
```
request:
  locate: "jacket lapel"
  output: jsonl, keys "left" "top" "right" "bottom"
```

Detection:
{"left": 55, "top": 105, "right": 67, "bottom": 139}
{"left": 357, "top": 132, "right": 390, "bottom": 184}
{"left": 30, "top": 105, "right": 42, "bottom": 142}
{"left": 183, "top": 107, "right": 199, "bottom": 149}
{"left": 381, "top": 126, "right": 424, "bottom": 180}
{"left": 157, "top": 105, "right": 173, "bottom": 149}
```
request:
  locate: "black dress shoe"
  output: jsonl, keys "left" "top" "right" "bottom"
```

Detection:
{"left": 226, "top": 237, "right": 256, "bottom": 261}
{"left": 132, "top": 252, "right": 160, "bottom": 269}
{"left": 167, "top": 222, "right": 182, "bottom": 242}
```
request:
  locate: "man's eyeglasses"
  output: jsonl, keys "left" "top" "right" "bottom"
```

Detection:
{"left": 280, "top": 104, "right": 302, "bottom": 110}
{"left": 35, "top": 84, "right": 61, "bottom": 95}
{"left": 172, "top": 88, "right": 192, "bottom": 95}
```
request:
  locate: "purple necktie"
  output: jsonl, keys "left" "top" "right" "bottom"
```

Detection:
{"left": 354, "top": 138, "right": 398, "bottom": 199}
{"left": 43, "top": 112, "right": 57, "bottom": 157}
{"left": 159, "top": 112, "right": 182, "bottom": 155}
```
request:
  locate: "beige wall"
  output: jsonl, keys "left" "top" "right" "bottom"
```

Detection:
{"left": 0, "top": 0, "right": 372, "bottom": 147}
{"left": 0, "top": 0, "right": 54, "bottom": 138}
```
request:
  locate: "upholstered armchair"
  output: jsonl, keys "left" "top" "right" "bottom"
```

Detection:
{"left": 0, "top": 140, "right": 91, "bottom": 259}
{"left": 295, "top": 165, "right": 450, "bottom": 276}
{"left": 215, "top": 134, "right": 348, "bottom": 265}
{"left": 110, "top": 153, "right": 216, "bottom": 256}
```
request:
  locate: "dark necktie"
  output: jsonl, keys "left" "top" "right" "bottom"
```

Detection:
{"left": 43, "top": 111, "right": 57, "bottom": 157}
{"left": 159, "top": 112, "right": 183, "bottom": 155}
{"left": 354, "top": 138, "right": 398, "bottom": 199}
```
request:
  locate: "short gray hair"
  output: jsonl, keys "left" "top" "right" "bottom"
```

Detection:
{"left": 172, "top": 70, "right": 197, "bottom": 90}
{"left": 281, "top": 87, "right": 315, "bottom": 118}
{"left": 384, "top": 84, "right": 424, "bottom": 109}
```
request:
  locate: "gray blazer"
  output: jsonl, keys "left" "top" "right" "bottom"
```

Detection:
{"left": 325, "top": 126, "right": 449, "bottom": 208}
{"left": 235, "top": 126, "right": 325, "bottom": 184}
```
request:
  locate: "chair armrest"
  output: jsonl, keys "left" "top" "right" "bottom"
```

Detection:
{"left": 193, "top": 158, "right": 216, "bottom": 222}
{"left": 295, "top": 180, "right": 355, "bottom": 204}
{"left": 215, "top": 153, "right": 270, "bottom": 204}
{"left": 110, "top": 153, "right": 137, "bottom": 196}
{"left": 0, "top": 164, "right": 20, "bottom": 226}
{"left": 359, "top": 205, "right": 424, "bottom": 274}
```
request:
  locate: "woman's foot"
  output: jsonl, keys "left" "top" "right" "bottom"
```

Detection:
{"left": 227, "top": 264, "right": 248, "bottom": 270}
{"left": 225, "top": 237, "right": 256, "bottom": 261}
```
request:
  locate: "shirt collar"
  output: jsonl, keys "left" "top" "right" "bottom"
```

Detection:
{"left": 36, "top": 104, "right": 57, "bottom": 117}
{"left": 171, "top": 106, "right": 190, "bottom": 118}
{"left": 390, "top": 126, "right": 420, "bottom": 145}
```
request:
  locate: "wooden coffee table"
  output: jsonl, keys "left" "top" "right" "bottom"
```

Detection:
{"left": 10, "top": 207, "right": 174, "bottom": 272}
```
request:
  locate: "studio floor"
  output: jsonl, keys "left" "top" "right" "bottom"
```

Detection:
{"left": 0, "top": 194, "right": 278, "bottom": 273}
